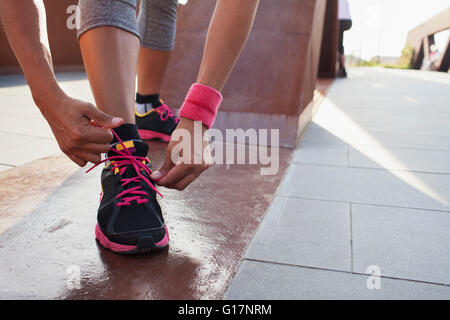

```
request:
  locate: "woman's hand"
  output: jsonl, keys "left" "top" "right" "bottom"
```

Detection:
{"left": 39, "top": 93, "right": 123, "bottom": 167}
{"left": 151, "top": 117, "right": 211, "bottom": 190}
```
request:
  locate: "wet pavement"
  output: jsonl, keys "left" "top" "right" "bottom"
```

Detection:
{"left": 226, "top": 68, "right": 450, "bottom": 299}
{"left": 0, "top": 72, "right": 332, "bottom": 299}
{"left": 0, "top": 140, "right": 292, "bottom": 299}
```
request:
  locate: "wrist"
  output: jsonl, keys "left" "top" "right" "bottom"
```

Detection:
{"left": 179, "top": 83, "right": 222, "bottom": 129}
{"left": 179, "top": 116, "right": 208, "bottom": 132}
{"left": 32, "top": 82, "right": 66, "bottom": 113}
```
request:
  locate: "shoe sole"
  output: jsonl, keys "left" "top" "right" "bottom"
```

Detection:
{"left": 138, "top": 129, "right": 171, "bottom": 143}
{"left": 95, "top": 224, "right": 169, "bottom": 255}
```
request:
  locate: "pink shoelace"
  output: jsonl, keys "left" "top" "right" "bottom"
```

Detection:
{"left": 155, "top": 104, "right": 180, "bottom": 123}
{"left": 86, "top": 130, "right": 163, "bottom": 207}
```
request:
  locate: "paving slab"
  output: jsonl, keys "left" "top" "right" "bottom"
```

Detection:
{"left": 352, "top": 204, "right": 450, "bottom": 285}
{"left": 279, "top": 163, "right": 450, "bottom": 212}
{"left": 292, "top": 140, "right": 450, "bottom": 175}
{"left": 292, "top": 141, "right": 348, "bottom": 166}
{"left": 0, "top": 132, "right": 38, "bottom": 148}
{"left": 0, "top": 114, "right": 54, "bottom": 139}
{"left": 0, "top": 164, "right": 13, "bottom": 173}
{"left": 225, "top": 261, "right": 450, "bottom": 300}
{"left": 349, "top": 145, "right": 450, "bottom": 174}
{"left": 303, "top": 123, "right": 450, "bottom": 151}
{"left": 0, "top": 154, "right": 79, "bottom": 234}
{"left": 0, "top": 137, "right": 59, "bottom": 167}
{"left": 244, "top": 197, "right": 351, "bottom": 272}
{"left": 0, "top": 72, "right": 94, "bottom": 140}
{"left": 302, "top": 68, "right": 450, "bottom": 152}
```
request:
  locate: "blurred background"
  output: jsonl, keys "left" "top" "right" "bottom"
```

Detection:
{"left": 344, "top": 0, "right": 449, "bottom": 71}
{"left": 1, "top": 0, "right": 448, "bottom": 75}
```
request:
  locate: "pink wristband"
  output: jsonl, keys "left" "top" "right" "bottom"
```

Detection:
{"left": 179, "top": 83, "right": 223, "bottom": 129}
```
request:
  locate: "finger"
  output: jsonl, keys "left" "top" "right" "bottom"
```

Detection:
{"left": 85, "top": 126, "right": 114, "bottom": 144}
{"left": 77, "top": 142, "right": 111, "bottom": 155}
{"left": 171, "top": 172, "right": 199, "bottom": 191}
{"left": 67, "top": 154, "right": 87, "bottom": 167}
{"left": 76, "top": 151, "right": 102, "bottom": 165}
{"left": 83, "top": 104, "right": 123, "bottom": 129}
{"left": 156, "top": 163, "right": 193, "bottom": 187}
{"left": 90, "top": 119, "right": 101, "bottom": 127}
{"left": 150, "top": 147, "right": 177, "bottom": 180}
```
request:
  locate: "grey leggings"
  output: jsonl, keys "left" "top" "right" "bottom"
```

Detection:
{"left": 77, "top": 0, "right": 178, "bottom": 51}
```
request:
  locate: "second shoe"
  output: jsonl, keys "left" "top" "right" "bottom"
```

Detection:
{"left": 135, "top": 102, "right": 179, "bottom": 142}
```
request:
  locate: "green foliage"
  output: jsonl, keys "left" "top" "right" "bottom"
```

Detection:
{"left": 345, "top": 45, "right": 413, "bottom": 70}
{"left": 398, "top": 45, "right": 413, "bottom": 69}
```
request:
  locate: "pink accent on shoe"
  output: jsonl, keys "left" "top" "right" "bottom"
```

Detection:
{"left": 138, "top": 129, "right": 171, "bottom": 142}
{"left": 95, "top": 224, "right": 137, "bottom": 252}
{"left": 179, "top": 83, "right": 223, "bottom": 129}
{"left": 155, "top": 225, "right": 170, "bottom": 247}
{"left": 95, "top": 224, "right": 169, "bottom": 252}
{"left": 154, "top": 104, "right": 179, "bottom": 123}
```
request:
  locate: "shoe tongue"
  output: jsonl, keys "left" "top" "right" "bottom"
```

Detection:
{"left": 108, "top": 139, "right": 149, "bottom": 158}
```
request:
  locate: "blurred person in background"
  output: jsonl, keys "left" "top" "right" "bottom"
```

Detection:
{"left": 338, "top": 0, "right": 352, "bottom": 77}
{"left": 422, "top": 44, "right": 441, "bottom": 71}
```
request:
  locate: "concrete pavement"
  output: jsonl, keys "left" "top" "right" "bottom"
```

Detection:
{"left": 226, "top": 67, "right": 450, "bottom": 299}
{"left": 0, "top": 73, "right": 94, "bottom": 171}
{"left": 1, "top": 68, "right": 449, "bottom": 299}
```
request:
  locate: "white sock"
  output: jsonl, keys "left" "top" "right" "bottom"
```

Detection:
{"left": 135, "top": 102, "right": 152, "bottom": 114}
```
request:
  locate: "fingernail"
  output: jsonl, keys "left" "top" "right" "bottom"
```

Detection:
{"left": 111, "top": 117, "right": 122, "bottom": 125}
{"left": 151, "top": 171, "right": 162, "bottom": 180}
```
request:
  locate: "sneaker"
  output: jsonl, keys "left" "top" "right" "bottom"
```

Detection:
{"left": 135, "top": 103, "right": 179, "bottom": 142}
{"left": 338, "top": 68, "right": 348, "bottom": 78}
{"left": 87, "top": 132, "right": 169, "bottom": 254}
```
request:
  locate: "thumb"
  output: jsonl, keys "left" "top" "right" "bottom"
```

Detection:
{"left": 151, "top": 150, "right": 176, "bottom": 181}
{"left": 84, "top": 104, "right": 123, "bottom": 129}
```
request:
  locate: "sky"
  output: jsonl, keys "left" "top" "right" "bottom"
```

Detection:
{"left": 344, "top": 0, "right": 450, "bottom": 60}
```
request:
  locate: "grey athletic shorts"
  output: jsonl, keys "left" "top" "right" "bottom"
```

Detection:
{"left": 77, "top": 0, "right": 178, "bottom": 51}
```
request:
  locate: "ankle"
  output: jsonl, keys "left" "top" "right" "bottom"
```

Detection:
{"left": 135, "top": 93, "right": 162, "bottom": 112}
{"left": 111, "top": 123, "right": 141, "bottom": 144}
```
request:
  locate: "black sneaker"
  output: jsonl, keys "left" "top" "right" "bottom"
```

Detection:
{"left": 338, "top": 68, "right": 348, "bottom": 78}
{"left": 135, "top": 103, "right": 179, "bottom": 142}
{"left": 87, "top": 134, "right": 169, "bottom": 254}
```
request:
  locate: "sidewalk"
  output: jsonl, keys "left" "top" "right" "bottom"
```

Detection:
{"left": 226, "top": 67, "right": 450, "bottom": 299}
{"left": 0, "top": 68, "right": 449, "bottom": 299}
{"left": 0, "top": 73, "right": 92, "bottom": 171}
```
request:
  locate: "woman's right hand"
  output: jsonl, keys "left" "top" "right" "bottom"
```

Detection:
{"left": 38, "top": 93, "right": 123, "bottom": 167}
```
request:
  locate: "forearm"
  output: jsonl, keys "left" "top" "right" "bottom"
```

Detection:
{"left": 197, "top": 0, "right": 259, "bottom": 91}
{"left": 0, "top": 0, "right": 65, "bottom": 108}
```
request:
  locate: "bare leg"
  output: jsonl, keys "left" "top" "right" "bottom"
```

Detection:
{"left": 136, "top": 0, "right": 258, "bottom": 96}
{"left": 137, "top": 48, "right": 172, "bottom": 95}
{"left": 197, "top": 0, "right": 259, "bottom": 91}
{"left": 79, "top": 27, "right": 140, "bottom": 124}
{"left": 340, "top": 53, "right": 346, "bottom": 70}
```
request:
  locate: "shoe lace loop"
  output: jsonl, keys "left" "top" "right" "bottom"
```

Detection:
{"left": 86, "top": 130, "right": 163, "bottom": 207}
{"left": 155, "top": 104, "right": 180, "bottom": 123}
